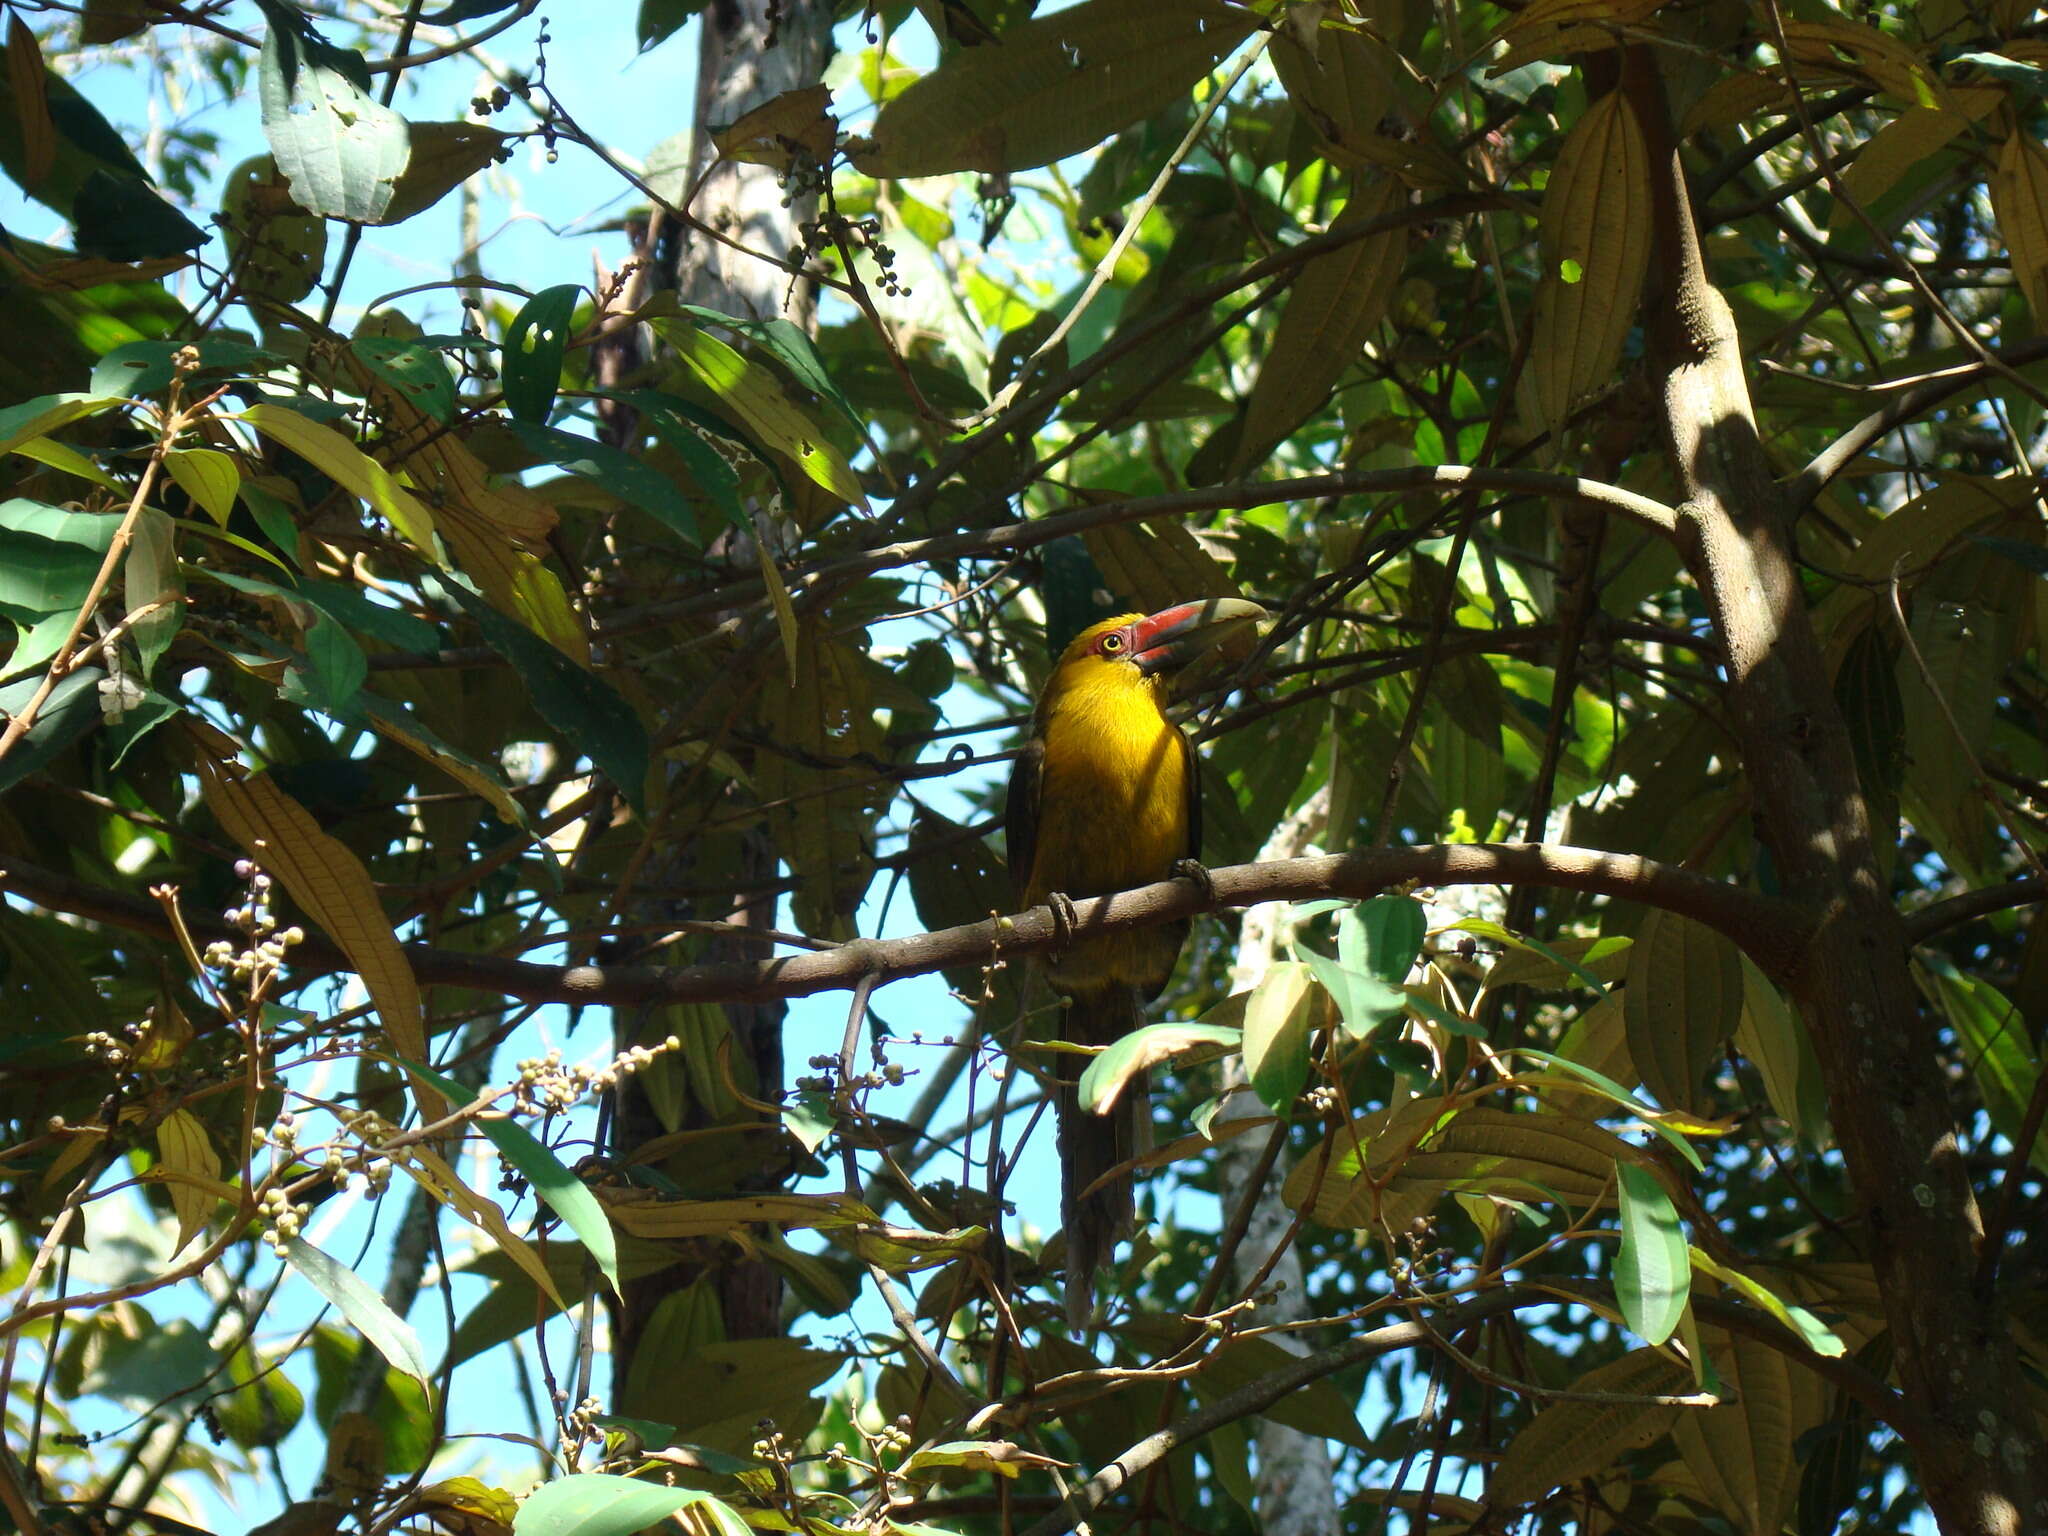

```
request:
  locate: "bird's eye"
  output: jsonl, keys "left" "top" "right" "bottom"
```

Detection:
{"left": 1100, "top": 632, "right": 1124, "bottom": 653}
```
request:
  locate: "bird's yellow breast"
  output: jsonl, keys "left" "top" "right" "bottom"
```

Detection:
{"left": 1022, "top": 663, "right": 1189, "bottom": 907}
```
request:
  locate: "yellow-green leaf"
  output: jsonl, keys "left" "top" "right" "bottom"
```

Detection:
{"left": 1671, "top": 1328, "right": 1829, "bottom": 1535}
{"left": 598, "top": 1191, "right": 873, "bottom": 1240}
{"left": 1992, "top": 124, "right": 2048, "bottom": 321}
{"left": 1623, "top": 908, "right": 1741, "bottom": 1114}
{"left": 1491, "top": 0, "right": 1671, "bottom": 75}
{"left": 1270, "top": 19, "right": 1395, "bottom": 159}
{"left": 1780, "top": 19, "right": 1954, "bottom": 111}
{"left": 1829, "top": 95, "right": 1998, "bottom": 237}
{"left": 653, "top": 322, "right": 866, "bottom": 511}
{"left": 1522, "top": 90, "right": 1652, "bottom": 441}
{"left": 1241, "top": 961, "right": 1319, "bottom": 1115}
{"left": 1083, "top": 517, "right": 1243, "bottom": 613}
{"left": 192, "top": 746, "right": 437, "bottom": 1122}
{"left": 167, "top": 447, "right": 243, "bottom": 526}
{"left": 405, "top": 1146, "right": 565, "bottom": 1308}
{"left": 1490, "top": 1347, "right": 1695, "bottom": 1503}
{"left": 155, "top": 1107, "right": 221, "bottom": 1255}
{"left": 239, "top": 403, "right": 436, "bottom": 551}
{"left": 1733, "top": 955, "right": 1830, "bottom": 1148}
{"left": 1233, "top": 177, "right": 1408, "bottom": 473}
{"left": 11, "top": 435, "right": 122, "bottom": 491}
{"left": 853, "top": 0, "right": 1254, "bottom": 177}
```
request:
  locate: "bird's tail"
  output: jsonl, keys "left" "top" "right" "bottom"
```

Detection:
{"left": 1059, "top": 986, "right": 1144, "bottom": 1331}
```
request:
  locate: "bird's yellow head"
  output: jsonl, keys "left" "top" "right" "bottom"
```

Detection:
{"left": 1044, "top": 598, "right": 1266, "bottom": 702}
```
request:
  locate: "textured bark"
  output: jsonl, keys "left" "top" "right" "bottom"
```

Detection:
{"left": 611, "top": 0, "right": 835, "bottom": 1398}
{"left": 1629, "top": 52, "right": 2048, "bottom": 1535}
{"left": 671, "top": 0, "right": 832, "bottom": 323}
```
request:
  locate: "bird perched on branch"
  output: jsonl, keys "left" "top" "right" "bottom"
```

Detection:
{"left": 1006, "top": 597, "right": 1265, "bottom": 1327}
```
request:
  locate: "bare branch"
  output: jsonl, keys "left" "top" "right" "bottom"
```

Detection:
{"left": 0, "top": 843, "right": 1807, "bottom": 1011}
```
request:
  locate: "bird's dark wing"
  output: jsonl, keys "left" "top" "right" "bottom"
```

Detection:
{"left": 1180, "top": 727, "right": 1201, "bottom": 862}
{"left": 1006, "top": 732, "right": 1046, "bottom": 900}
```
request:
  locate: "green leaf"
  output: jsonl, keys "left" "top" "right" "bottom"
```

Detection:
{"left": 1614, "top": 1162, "right": 1687, "bottom": 1346}
{"left": 352, "top": 334, "right": 458, "bottom": 423}
{"left": 502, "top": 284, "right": 582, "bottom": 423}
{"left": 1348, "top": 895, "right": 1428, "bottom": 984}
{"left": 854, "top": 0, "right": 1255, "bottom": 176}
{"left": 422, "top": 0, "right": 526, "bottom": 21}
{"left": 0, "top": 392, "right": 121, "bottom": 462}
{"left": 1242, "top": 961, "right": 1318, "bottom": 1114}
{"left": 427, "top": 573, "right": 649, "bottom": 811}
{"left": 285, "top": 1237, "right": 431, "bottom": 1386}
{"left": 307, "top": 1325, "right": 434, "bottom": 1472}
{"left": 0, "top": 668, "right": 101, "bottom": 794}
{"left": 781, "top": 1089, "right": 835, "bottom": 1154}
{"left": 1297, "top": 945, "right": 1406, "bottom": 1043}
{"left": 612, "top": 389, "right": 746, "bottom": 531}
{"left": 637, "top": 0, "right": 710, "bottom": 53}
{"left": 1685, "top": 1247, "right": 1845, "bottom": 1357}
{"left": 513, "top": 1474, "right": 728, "bottom": 1536}
{"left": 255, "top": 0, "right": 410, "bottom": 224}
{"left": 72, "top": 169, "right": 206, "bottom": 260}
{"left": 1076, "top": 1021, "right": 1240, "bottom": 1114}
{"left": 298, "top": 602, "right": 367, "bottom": 712}
{"left": 1955, "top": 51, "right": 2048, "bottom": 95}
{"left": 238, "top": 481, "right": 302, "bottom": 564}
{"left": 214, "top": 1345, "right": 306, "bottom": 1450}
{"left": 501, "top": 419, "right": 698, "bottom": 545}
{"left": 93, "top": 339, "right": 281, "bottom": 399}
{"left": 222, "top": 154, "right": 329, "bottom": 306}
{"left": 0, "top": 499, "right": 118, "bottom": 619}
{"left": 1922, "top": 960, "right": 2047, "bottom": 1174}
{"left": 399, "top": 1059, "right": 622, "bottom": 1300}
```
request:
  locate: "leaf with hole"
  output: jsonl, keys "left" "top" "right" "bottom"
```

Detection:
{"left": 502, "top": 284, "right": 582, "bottom": 423}
{"left": 255, "top": 0, "right": 410, "bottom": 224}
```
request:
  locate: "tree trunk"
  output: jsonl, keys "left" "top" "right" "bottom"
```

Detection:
{"left": 610, "top": 0, "right": 835, "bottom": 1404}
{"left": 1218, "top": 789, "right": 1341, "bottom": 1536}
{"left": 1630, "top": 52, "right": 2048, "bottom": 1535}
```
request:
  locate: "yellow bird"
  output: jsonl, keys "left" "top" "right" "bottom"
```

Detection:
{"left": 1006, "top": 597, "right": 1265, "bottom": 1325}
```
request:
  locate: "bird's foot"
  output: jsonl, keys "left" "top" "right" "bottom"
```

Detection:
{"left": 1172, "top": 857, "right": 1217, "bottom": 905}
{"left": 1046, "top": 890, "right": 1079, "bottom": 948}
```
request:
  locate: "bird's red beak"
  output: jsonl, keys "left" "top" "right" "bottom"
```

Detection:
{"left": 1130, "top": 598, "right": 1267, "bottom": 676}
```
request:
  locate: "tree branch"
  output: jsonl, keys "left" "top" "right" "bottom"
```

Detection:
{"left": 1787, "top": 337, "right": 2048, "bottom": 510}
{"left": 1012, "top": 1284, "right": 1913, "bottom": 1536}
{"left": 1, "top": 843, "right": 1807, "bottom": 1011}
{"left": 1902, "top": 880, "right": 2047, "bottom": 946}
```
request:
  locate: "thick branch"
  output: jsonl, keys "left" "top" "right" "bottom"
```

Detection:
{"left": 1788, "top": 336, "right": 2048, "bottom": 510}
{"left": 1902, "top": 879, "right": 2047, "bottom": 946}
{"left": 0, "top": 844, "right": 1805, "bottom": 1010}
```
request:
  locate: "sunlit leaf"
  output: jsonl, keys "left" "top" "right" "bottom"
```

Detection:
{"left": 1615, "top": 1161, "right": 1687, "bottom": 1345}
{"left": 287, "top": 1238, "right": 432, "bottom": 1386}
